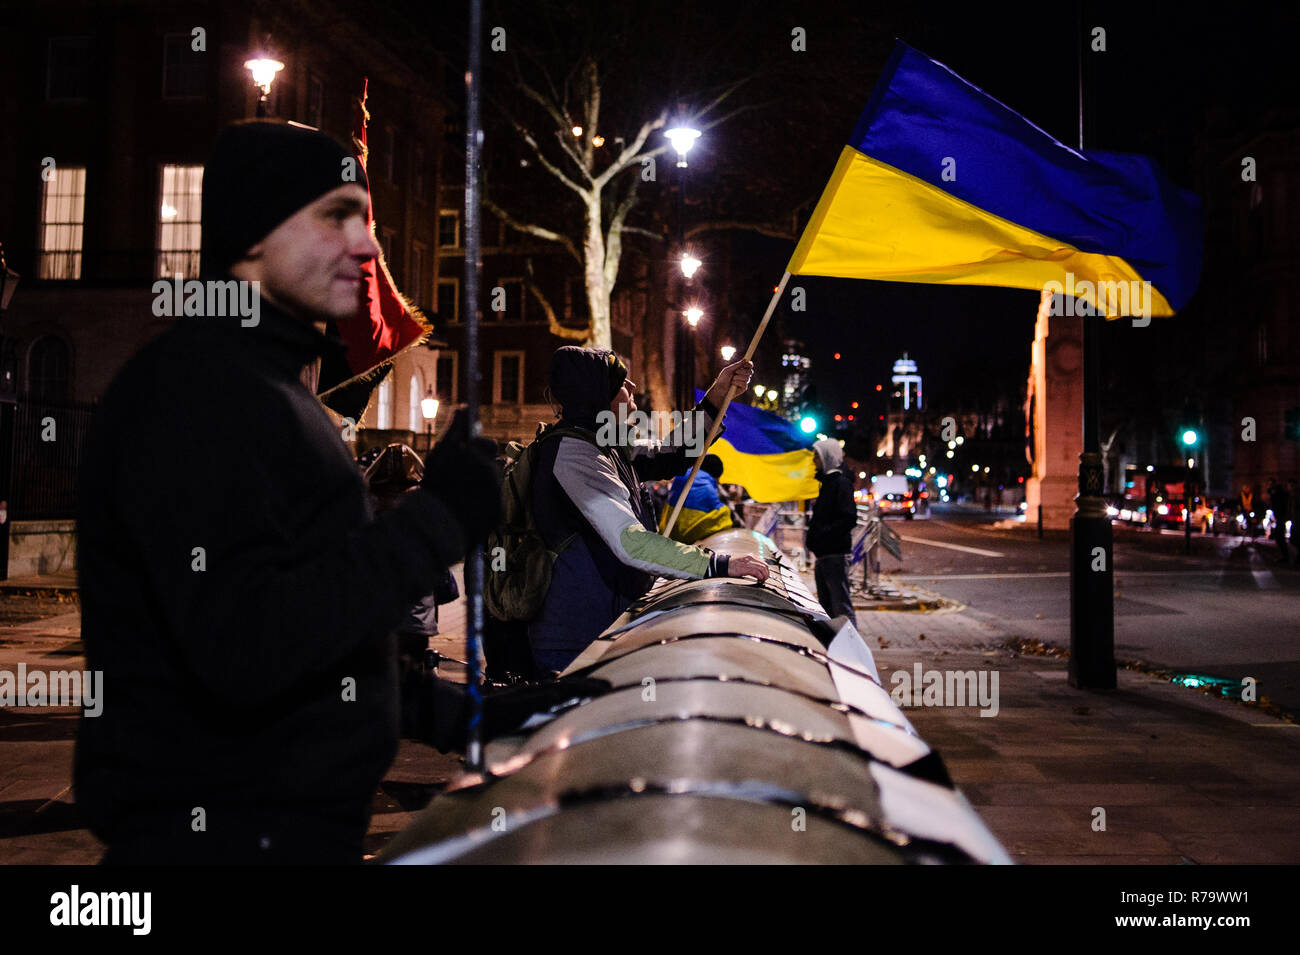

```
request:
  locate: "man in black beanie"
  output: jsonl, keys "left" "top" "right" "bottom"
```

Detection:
{"left": 75, "top": 121, "right": 499, "bottom": 864}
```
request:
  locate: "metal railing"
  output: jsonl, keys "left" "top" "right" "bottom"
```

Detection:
{"left": 8, "top": 395, "right": 97, "bottom": 520}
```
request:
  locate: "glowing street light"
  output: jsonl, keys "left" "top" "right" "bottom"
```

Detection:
{"left": 571, "top": 125, "right": 583, "bottom": 138}
{"left": 244, "top": 56, "right": 285, "bottom": 116}
{"left": 680, "top": 252, "right": 702, "bottom": 278}
{"left": 720, "top": 345, "right": 736, "bottom": 362}
{"left": 684, "top": 307, "right": 703, "bottom": 328}
{"left": 665, "top": 126, "right": 701, "bottom": 167}
{"left": 799, "top": 416, "right": 818, "bottom": 434}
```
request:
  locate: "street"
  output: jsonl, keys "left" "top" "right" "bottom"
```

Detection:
{"left": 877, "top": 504, "right": 1300, "bottom": 716}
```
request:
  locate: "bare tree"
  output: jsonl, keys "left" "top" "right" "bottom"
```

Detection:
{"left": 486, "top": 53, "right": 753, "bottom": 350}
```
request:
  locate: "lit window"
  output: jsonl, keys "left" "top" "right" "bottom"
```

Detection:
{"left": 376, "top": 374, "right": 393, "bottom": 429}
{"left": 157, "top": 164, "right": 203, "bottom": 278}
{"left": 39, "top": 165, "right": 86, "bottom": 279}
{"left": 409, "top": 374, "right": 421, "bottom": 432}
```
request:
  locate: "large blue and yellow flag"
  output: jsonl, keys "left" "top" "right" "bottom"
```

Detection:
{"left": 788, "top": 42, "right": 1201, "bottom": 317}
{"left": 697, "top": 391, "right": 820, "bottom": 503}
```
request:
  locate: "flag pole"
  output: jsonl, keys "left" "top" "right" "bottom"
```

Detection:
{"left": 462, "top": 0, "right": 487, "bottom": 769}
{"left": 663, "top": 271, "right": 791, "bottom": 538}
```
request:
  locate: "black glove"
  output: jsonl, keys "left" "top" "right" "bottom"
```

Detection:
{"left": 421, "top": 409, "right": 502, "bottom": 549}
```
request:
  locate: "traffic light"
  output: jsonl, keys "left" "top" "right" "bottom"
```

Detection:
{"left": 1285, "top": 407, "right": 1300, "bottom": 442}
{"left": 1180, "top": 428, "right": 1199, "bottom": 447}
{"left": 799, "top": 415, "right": 818, "bottom": 434}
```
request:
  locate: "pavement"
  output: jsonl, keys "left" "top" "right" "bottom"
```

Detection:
{"left": 1, "top": 561, "right": 1296, "bottom": 865}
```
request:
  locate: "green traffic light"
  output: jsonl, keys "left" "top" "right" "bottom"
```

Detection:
{"left": 1181, "top": 429, "right": 1198, "bottom": 446}
{"left": 799, "top": 416, "right": 817, "bottom": 434}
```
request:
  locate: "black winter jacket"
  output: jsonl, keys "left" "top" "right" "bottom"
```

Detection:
{"left": 806, "top": 469, "right": 857, "bottom": 557}
{"left": 74, "top": 302, "right": 465, "bottom": 842}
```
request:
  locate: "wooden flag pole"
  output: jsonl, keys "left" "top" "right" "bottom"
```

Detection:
{"left": 663, "top": 270, "right": 791, "bottom": 538}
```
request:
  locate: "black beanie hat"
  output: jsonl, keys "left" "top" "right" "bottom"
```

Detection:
{"left": 700, "top": 454, "right": 724, "bottom": 481}
{"left": 199, "top": 120, "right": 368, "bottom": 279}
{"left": 548, "top": 346, "right": 628, "bottom": 421}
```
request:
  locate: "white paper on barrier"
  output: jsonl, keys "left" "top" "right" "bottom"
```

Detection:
{"left": 870, "top": 762, "right": 1014, "bottom": 865}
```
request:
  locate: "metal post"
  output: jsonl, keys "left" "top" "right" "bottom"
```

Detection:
{"left": 462, "top": 0, "right": 486, "bottom": 770}
{"left": 1068, "top": 5, "right": 1116, "bottom": 689}
{"left": 1185, "top": 458, "right": 1193, "bottom": 555}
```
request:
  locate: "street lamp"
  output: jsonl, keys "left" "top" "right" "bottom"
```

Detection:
{"left": 720, "top": 345, "right": 736, "bottom": 362}
{"left": 684, "top": 307, "right": 703, "bottom": 328}
{"left": 680, "top": 252, "right": 702, "bottom": 278}
{"left": 244, "top": 56, "right": 285, "bottom": 117}
{"left": 421, "top": 386, "right": 439, "bottom": 451}
{"left": 665, "top": 126, "right": 701, "bottom": 167}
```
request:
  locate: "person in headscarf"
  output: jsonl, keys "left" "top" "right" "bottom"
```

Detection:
{"left": 658, "top": 454, "right": 741, "bottom": 544}
{"left": 806, "top": 438, "right": 859, "bottom": 627}
{"left": 526, "top": 347, "right": 769, "bottom": 672}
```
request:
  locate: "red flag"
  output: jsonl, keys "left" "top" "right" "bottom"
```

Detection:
{"left": 318, "top": 78, "right": 430, "bottom": 415}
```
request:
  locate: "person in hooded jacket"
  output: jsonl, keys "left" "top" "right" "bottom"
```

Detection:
{"left": 527, "top": 347, "right": 770, "bottom": 673}
{"left": 806, "top": 438, "right": 859, "bottom": 627}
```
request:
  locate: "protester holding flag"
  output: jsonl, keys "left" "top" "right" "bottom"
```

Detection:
{"left": 525, "top": 347, "right": 769, "bottom": 673}
{"left": 75, "top": 121, "right": 500, "bottom": 865}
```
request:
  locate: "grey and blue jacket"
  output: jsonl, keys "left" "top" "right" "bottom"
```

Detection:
{"left": 527, "top": 404, "right": 729, "bottom": 672}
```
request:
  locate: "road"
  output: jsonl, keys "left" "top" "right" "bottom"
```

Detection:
{"left": 874, "top": 503, "right": 1300, "bottom": 715}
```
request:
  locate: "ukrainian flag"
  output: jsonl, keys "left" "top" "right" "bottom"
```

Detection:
{"left": 697, "top": 391, "right": 820, "bottom": 503}
{"left": 658, "top": 471, "right": 734, "bottom": 544}
{"left": 789, "top": 42, "right": 1201, "bottom": 317}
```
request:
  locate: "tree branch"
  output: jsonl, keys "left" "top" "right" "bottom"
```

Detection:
{"left": 517, "top": 78, "right": 590, "bottom": 181}
{"left": 596, "top": 110, "right": 668, "bottom": 188}
{"left": 686, "top": 220, "right": 797, "bottom": 241}
{"left": 483, "top": 197, "right": 583, "bottom": 266}
{"left": 524, "top": 275, "right": 588, "bottom": 341}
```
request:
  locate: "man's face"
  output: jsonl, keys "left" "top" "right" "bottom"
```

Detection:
{"left": 609, "top": 377, "right": 637, "bottom": 416}
{"left": 232, "top": 184, "right": 380, "bottom": 323}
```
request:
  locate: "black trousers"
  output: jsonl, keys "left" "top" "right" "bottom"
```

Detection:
{"left": 99, "top": 804, "right": 369, "bottom": 865}
{"left": 814, "top": 553, "right": 858, "bottom": 628}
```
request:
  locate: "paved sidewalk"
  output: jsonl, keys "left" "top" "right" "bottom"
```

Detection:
{"left": 2, "top": 565, "right": 1297, "bottom": 864}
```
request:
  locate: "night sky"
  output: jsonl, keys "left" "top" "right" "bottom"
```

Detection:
{"left": 397, "top": 0, "right": 1297, "bottom": 416}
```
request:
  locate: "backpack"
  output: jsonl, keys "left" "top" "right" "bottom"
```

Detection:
{"left": 483, "top": 422, "right": 601, "bottom": 622}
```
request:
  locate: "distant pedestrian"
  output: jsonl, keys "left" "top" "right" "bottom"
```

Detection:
{"left": 1270, "top": 479, "right": 1292, "bottom": 563}
{"left": 806, "top": 439, "right": 859, "bottom": 628}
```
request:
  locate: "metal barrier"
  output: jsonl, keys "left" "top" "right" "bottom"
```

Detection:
{"left": 381, "top": 527, "right": 1009, "bottom": 865}
{"left": 852, "top": 503, "right": 902, "bottom": 597}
